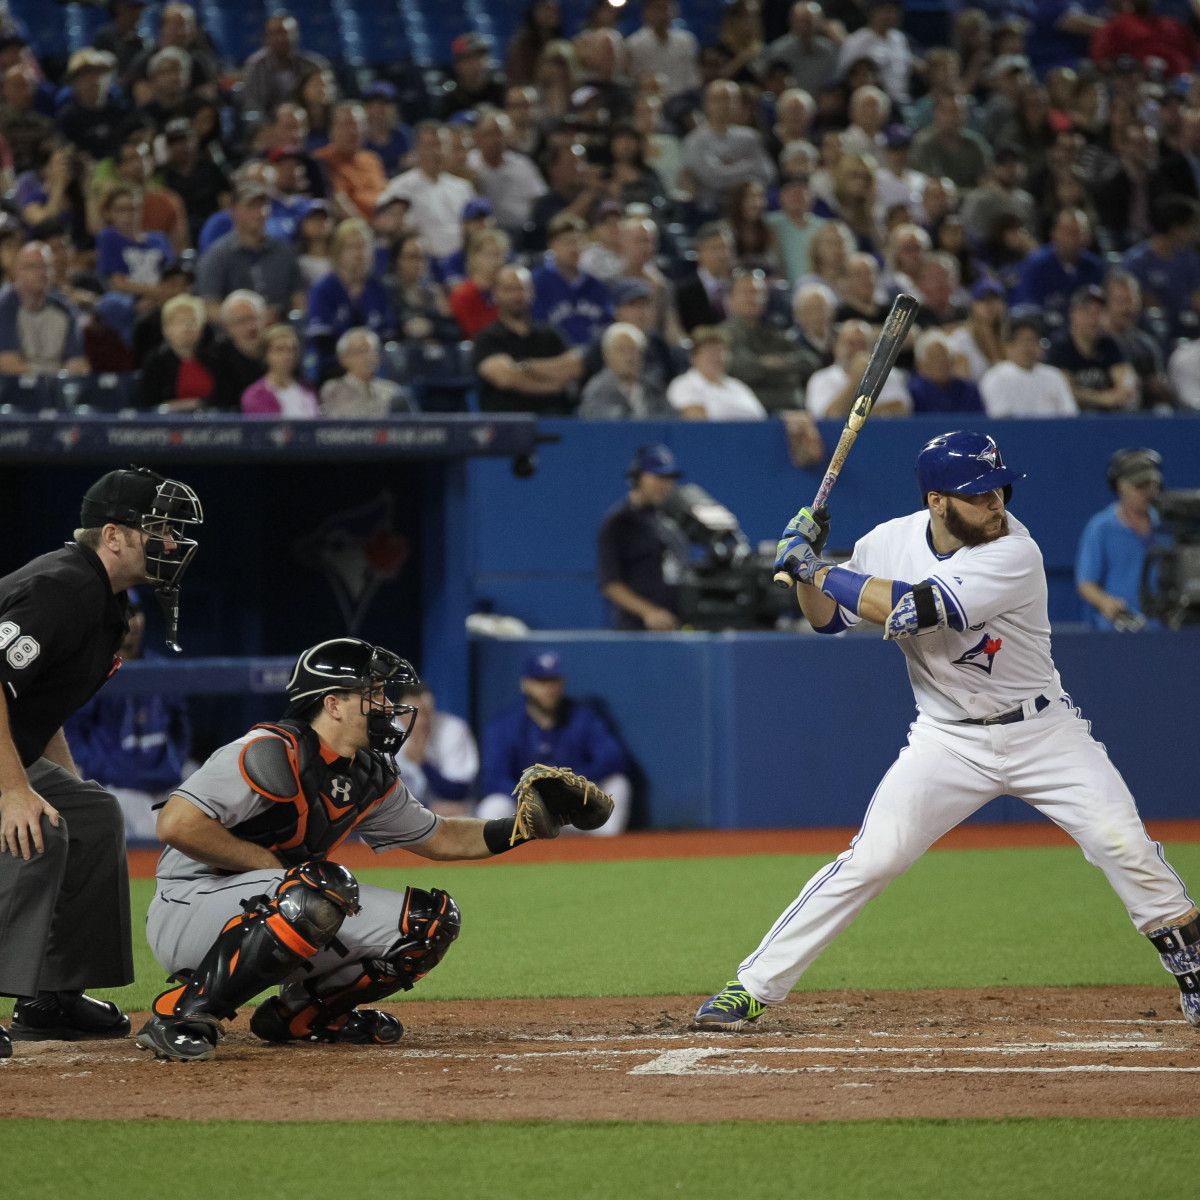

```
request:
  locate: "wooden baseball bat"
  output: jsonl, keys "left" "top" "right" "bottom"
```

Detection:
{"left": 773, "top": 292, "right": 921, "bottom": 588}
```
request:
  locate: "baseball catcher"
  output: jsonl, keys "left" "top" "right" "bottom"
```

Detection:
{"left": 135, "top": 637, "right": 614, "bottom": 1062}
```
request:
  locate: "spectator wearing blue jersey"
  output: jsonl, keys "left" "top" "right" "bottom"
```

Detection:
{"left": 304, "top": 217, "right": 394, "bottom": 383}
{"left": 1076, "top": 448, "right": 1168, "bottom": 631}
{"left": 95, "top": 182, "right": 175, "bottom": 311}
{"left": 477, "top": 651, "right": 631, "bottom": 835}
{"left": 1120, "top": 195, "right": 1200, "bottom": 337}
{"left": 532, "top": 212, "right": 613, "bottom": 348}
{"left": 1011, "top": 207, "right": 1105, "bottom": 320}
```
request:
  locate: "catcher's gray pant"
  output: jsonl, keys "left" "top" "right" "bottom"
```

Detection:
{"left": 0, "top": 759, "right": 133, "bottom": 997}
{"left": 146, "top": 870, "right": 414, "bottom": 1006}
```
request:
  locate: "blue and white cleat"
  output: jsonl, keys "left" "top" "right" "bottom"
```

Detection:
{"left": 693, "top": 979, "right": 766, "bottom": 1031}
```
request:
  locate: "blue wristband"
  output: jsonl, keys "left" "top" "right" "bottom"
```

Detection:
{"left": 819, "top": 566, "right": 872, "bottom": 614}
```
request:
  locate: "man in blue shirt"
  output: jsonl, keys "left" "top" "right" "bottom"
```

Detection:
{"left": 531, "top": 212, "right": 613, "bottom": 347}
{"left": 1076, "top": 447, "right": 1168, "bottom": 629}
{"left": 477, "top": 651, "right": 631, "bottom": 834}
{"left": 1121, "top": 195, "right": 1200, "bottom": 338}
{"left": 1012, "top": 207, "right": 1106, "bottom": 320}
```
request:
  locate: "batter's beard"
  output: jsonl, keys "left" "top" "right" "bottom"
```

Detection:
{"left": 944, "top": 501, "right": 1009, "bottom": 546}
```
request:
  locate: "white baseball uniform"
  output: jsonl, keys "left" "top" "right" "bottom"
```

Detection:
{"left": 738, "top": 510, "right": 1194, "bottom": 1005}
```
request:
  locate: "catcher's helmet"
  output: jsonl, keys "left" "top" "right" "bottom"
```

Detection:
{"left": 285, "top": 638, "right": 419, "bottom": 754}
{"left": 916, "top": 431, "right": 1025, "bottom": 501}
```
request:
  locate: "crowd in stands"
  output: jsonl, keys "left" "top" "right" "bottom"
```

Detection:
{"left": 1, "top": 0, "right": 1200, "bottom": 419}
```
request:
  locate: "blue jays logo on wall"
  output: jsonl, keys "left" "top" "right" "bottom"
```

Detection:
{"left": 294, "top": 492, "right": 410, "bottom": 634}
{"left": 953, "top": 632, "right": 1003, "bottom": 674}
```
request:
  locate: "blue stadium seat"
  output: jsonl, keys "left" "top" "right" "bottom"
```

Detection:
{"left": 385, "top": 340, "right": 476, "bottom": 412}
{"left": 57, "top": 373, "right": 139, "bottom": 415}
{"left": 0, "top": 374, "right": 58, "bottom": 414}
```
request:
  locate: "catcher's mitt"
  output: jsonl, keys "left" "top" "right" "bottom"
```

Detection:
{"left": 510, "top": 763, "right": 616, "bottom": 844}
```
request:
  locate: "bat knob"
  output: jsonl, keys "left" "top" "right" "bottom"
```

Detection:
{"left": 772, "top": 570, "right": 795, "bottom": 590}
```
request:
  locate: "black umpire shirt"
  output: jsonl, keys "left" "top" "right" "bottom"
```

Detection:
{"left": 0, "top": 543, "right": 128, "bottom": 766}
{"left": 596, "top": 498, "right": 689, "bottom": 631}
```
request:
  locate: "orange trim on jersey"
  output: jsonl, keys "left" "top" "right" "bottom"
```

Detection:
{"left": 322, "top": 786, "right": 392, "bottom": 858}
{"left": 317, "top": 740, "right": 340, "bottom": 765}
{"left": 265, "top": 913, "right": 319, "bottom": 958}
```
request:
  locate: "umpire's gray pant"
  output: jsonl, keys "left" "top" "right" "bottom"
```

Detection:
{"left": 0, "top": 759, "right": 133, "bottom": 997}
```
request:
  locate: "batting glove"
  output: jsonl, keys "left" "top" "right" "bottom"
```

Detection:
{"left": 774, "top": 535, "right": 829, "bottom": 585}
{"left": 780, "top": 506, "right": 831, "bottom": 555}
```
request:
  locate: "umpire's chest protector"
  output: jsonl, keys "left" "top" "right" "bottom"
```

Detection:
{"left": 231, "top": 719, "right": 398, "bottom": 865}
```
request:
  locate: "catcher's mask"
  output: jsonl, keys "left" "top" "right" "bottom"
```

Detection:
{"left": 285, "top": 638, "right": 419, "bottom": 755}
{"left": 80, "top": 466, "right": 203, "bottom": 652}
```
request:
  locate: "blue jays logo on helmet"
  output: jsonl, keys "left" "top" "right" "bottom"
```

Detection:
{"left": 916, "top": 431, "right": 1026, "bottom": 499}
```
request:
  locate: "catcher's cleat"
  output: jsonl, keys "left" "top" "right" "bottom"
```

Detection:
{"left": 0, "top": 1023, "right": 11, "bottom": 1059}
{"left": 693, "top": 980, "right": 767, "bottom": 1031}
{"left": 11, "top": 991, "right": 132, "bottom": 1041}
{"left": 250, "top": 997, "right": 404, "bottom": 1045}
{"left": 134, "top": 1013, "right": 221, "bottom": 1062}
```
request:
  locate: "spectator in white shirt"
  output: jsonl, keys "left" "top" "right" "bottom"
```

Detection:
{"left": 980, "top": 314, "right": 1079, "bottom": 418}
{"left": 1167, "top": 337, "right": 1200, "bottom": 410}
{"left": 377, "top": 122, "right": 474, "bottom": 259}
{"left": 667, "top": 325, "right": 768, "bottom": 420}
{"left": 624, "top": 0, "right": 702, "bottom": 100}
{"left": 466, "top": 110, "right": 547, "bottom": 235}
{"left": 395, "top": 681, "right": 479, "bottom": 817}
{"left": 837, "top": 0, "right": 913, "bottom": 104}
{"left": 805, "top": 318, "right": 911, "bottom": 418}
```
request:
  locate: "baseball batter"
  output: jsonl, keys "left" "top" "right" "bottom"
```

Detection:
{"left": 696, "top": 431, "right": 1199, "bottom": 1030}
{"left": 136, "top": 637, "right": 612, "bottom": 1061}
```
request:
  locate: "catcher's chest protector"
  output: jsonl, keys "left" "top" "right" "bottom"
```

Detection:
{"left": 232, "top": 719, "right": 397, "bottom": 865}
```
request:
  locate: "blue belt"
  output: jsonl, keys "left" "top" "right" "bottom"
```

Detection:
{"left": 962, "top": 694, "right": 1051, "bottom": 726}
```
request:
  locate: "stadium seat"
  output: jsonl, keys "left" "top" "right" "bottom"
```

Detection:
{"left": 57, "top": 373, "right": 139, "bottom": 415}
{"left": 0, "top": 374, "right": 59, "bottom": 415}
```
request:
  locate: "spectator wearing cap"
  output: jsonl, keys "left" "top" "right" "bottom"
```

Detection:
{"left": 624, "top": 0, "right": 702, "bottom": 101}
{"left": 837, "top": 0, "right": 913, "bottom": 104}
{"left": 1076, "top": 448, "right": 1168, "bottom": 631}
{"left": 960, "top": 144, "right": 1036, "bottom": 246}
{"left": 674, "top": 221, "right": 736, "bottom": 333}
{"left": 305, "top": 217, "right": 394, "bottom": 382}
{"left": 1103, "top": 270, "right": 1174, "bottom": 411}
{"left": 946, "top": 278, "right": 1006, "bottom": 383}
{"left": 96, "top": 182, "right": 175, "bottom": 312}
{"left": 579, "top": 321, "right": 673, "bottom": 419}
{"left": 362, "top": 82, "right": 412, "bottom": 175}
{"left": 94, "top": 0, "right": 151, "bottom": 76}
{"left": 909, "top": 93, "right": 992, "bottom": 191}
{"left": 478, "top": 651, "right": 632, "bottom": 835}
{"left": 240, "top": 14, "right": 328, "bottom": 120}
{"left": 471, "top": 263, "right": 583, "bottom": 415}
{"left": 806, "top": 318, "right": 910, "bottom": 419}
{"left": 1046, "top": 285, "right": 1138, "bottom": 412}
{"left": 377, "top": 122, "right": 474, "bottom": 260}
{"left": 754, "top": 2, "right": 838, "bottom": 96}
{"left": 467, "top": 110, "right": 547, "bottom": 235}
{"left": 531, "top": 212, "right": 613, "bottom": 347}
{"left": 1011, "top": 207, "right": 1106, "bottom": 320}
{"left": 979, "top": 313, "right": 1077, "bottom": 418}
{"left": 872, "top": 124, "right": 925, "bottom": 225}
{"left": 667, "top": 326, "right": 768, "bottom": 420}
{"left": 56, "top": 49, "right": 124, "bottom": 163}
{"left": 582, "top": 278, "right": 682, "bottom": 396}
{"left": 681, "top": 81, "right": 776, "bottom": 215}
{"left": 314, "top": 102, "right": 387, "bottom": 221}
{"left": 296, "top": 200, "right": 334, "bottom": 286}
{"left": 1090, "top": 2, "right": 1199, "bottom": 79}
{"left": 449, "top": 228, "right": 510, "bottom": 339}
{"left": 979, "top": 54, "right": 1032, "bottom": 145}
{"left": 1120, "top": 195, "right": 1200, "bottom": 335}
{"left": 320, "top": 327, "right": 413, "bottom": 418}
{"left": 195, "top": 182, "right": 306, "bottom": 324}
{"left": 137, "top": 293, "right": 216, "bottom": 411}
{"left": 430, "top": 197, "right": 496, "bottom": 288}
{"left": 442, "top": 33, "right": 505, "bottom": 117}
{"left": 597, "top": 446, "right": 689, "bottom": 631}
{"left": 0, "top": 241, "right": 88, "bottom": 376}
{"left": 908, "top": 329, "right": 984, "bottom": 414}
{"left": 159, "top": 118, "right": 231, "bottom": 243}
{"left": 720, "top": 270, "right": 814, "bottom": 413}
{"left": 265, "top": 145, "right": 319, "bottom": 240}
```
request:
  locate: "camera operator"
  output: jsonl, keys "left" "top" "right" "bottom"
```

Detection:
{"left": 1076, "top": 448, "right": 1168, "bottom": 630}
{"left": 596, "top": 444, "right": 689, "bottom": 631}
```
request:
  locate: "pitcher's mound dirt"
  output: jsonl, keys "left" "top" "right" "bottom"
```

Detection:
{"left": 4, "top": 986, "right": 1198, "bottom": 1122}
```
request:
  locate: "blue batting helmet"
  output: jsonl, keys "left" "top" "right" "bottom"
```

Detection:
{"left": 916, "top": 431, "right": 1026, "bottom": 499}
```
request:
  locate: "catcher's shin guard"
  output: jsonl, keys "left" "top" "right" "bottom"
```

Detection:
{"left": 151, "top": 862, "right": 361, "bottom": 1027}
{"left": 1148, "top": 913, "right": 1200, "bottom": 1028}
{"left": 252, "top": 887, "right": 460, "bottom": 1043}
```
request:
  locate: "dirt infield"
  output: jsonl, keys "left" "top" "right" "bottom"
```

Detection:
{"left": 5, "top": 987, "right": 1198, "bottom": 1122}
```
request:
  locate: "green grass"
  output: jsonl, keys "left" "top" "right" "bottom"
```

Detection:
{"left": 4, "top": 1119, "right": 1198, "bottom": 1200}
{"left": 4, "top": 842, "right": 1195, "bottom": 1016}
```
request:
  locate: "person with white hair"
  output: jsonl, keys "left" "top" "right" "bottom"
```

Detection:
{"left": 319, "top": 327, "right": 414, "bottom": 418}
{"left": 207, "top": 289, "right": 267, "bottom": 410}
{"left": 908, "top": 328, "right": 984, "bottom": 414}
{"left": 792, "top": 281, "right": 836, "bottom": 371}
{"left": 841, "top": 86, "right": 891, "bottom": 161}
{"left": 579, "top": 322, "right": 673, "bottom": 419}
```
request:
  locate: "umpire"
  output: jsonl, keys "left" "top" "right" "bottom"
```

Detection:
{"left": 0, "top": 466, "right": 202, "bottom": 1056}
